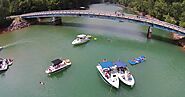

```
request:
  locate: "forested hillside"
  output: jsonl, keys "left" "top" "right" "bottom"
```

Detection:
{"left": 117, "top": 0, "right": 185, "bottom": 27}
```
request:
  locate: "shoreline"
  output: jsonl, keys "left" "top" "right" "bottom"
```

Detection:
{"left": 1, "top": 3, "right": 185, "bottom": 49}
{"left": 115, "top": 3, "right": 185, "bottom": 49}
{"left": 0, "top": 27, "right": 7, "bottom": 34}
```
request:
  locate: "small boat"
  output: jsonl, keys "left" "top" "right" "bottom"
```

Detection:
{"left": 128, "top": 55, "right": 146, "bottom": 65}
{"left": 72, "top": 34, "right": 91, "bottom": 45}
{"left": 0, "top": 62, "right": 8, "bottom": 71}
{"left": 0, "top": 58, "right": 13, "bottom": 71}
{"left": 96, "top": 60, "right": 119, "bottom": 89}
{"left": 1, "top": 58, "right": 13, "bottom": 66}
{"left": 114, "top": 60, "right": 135, "bottom": 87}
{"left": 45, "top": 58, "right": 72, "bottom": 74}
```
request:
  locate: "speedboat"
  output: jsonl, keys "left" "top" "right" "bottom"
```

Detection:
{"left": 128, "top": 55, "right": 146, "bottom": 65}
{"left": 0, "top": 58, "right": 13, "bottom": 71}
{"left": 45, "top": 58, "right": 72, "bottom": 74}
{"left": 0, "top": 60, "right": 8, "bottom": 71}
{"left": 114, "top": 60, "right": 135, "bottom": 87}
{"left": 1, "top": 58, "right": 13, "bottom": 66}
{"left": 72, "top": 34, "right": 91, "bottom": 45}
{"left": 96, "top": 60, "right": 119, "bottom": 89}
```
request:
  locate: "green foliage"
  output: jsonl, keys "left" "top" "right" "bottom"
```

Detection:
{"left": 164, "top": 14, "right": 177, "bottom": 24}
{"left": 179, "top": 21, "right": 185, "bottom": 28}
{"left": 0, "top": 0, "right": 91, "bottom": 27}
{"left": 1, "top": 0, "right": 185, "bottom": 28}
{"left": 0, "top": 0, "right": 11, "bottom": 27}
{"left": 118, "top": 0, "right": 185, "bottom": 27}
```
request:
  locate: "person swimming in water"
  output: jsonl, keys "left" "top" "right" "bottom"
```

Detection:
{"left": 40, "top": 81, "right": 45, "bottom": 85}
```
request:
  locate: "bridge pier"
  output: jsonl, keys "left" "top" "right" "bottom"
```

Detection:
{"left": 147, "top": 26, "right": 152, "bottom": 39}
{"left": 37, "top": 17, "right": 41, "bottom": 22}
{"left": 51, "top": 17, "right": 62, "bottom": 25}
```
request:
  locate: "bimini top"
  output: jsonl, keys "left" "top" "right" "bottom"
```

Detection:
{"left": 114, "top": 60, "right": 127, "bottom": 68}
{"left": 51, "top": 59, "right": 63, "bottom": 66}
{"left": 100, "top": 61, "right": 113, "bottom": 69}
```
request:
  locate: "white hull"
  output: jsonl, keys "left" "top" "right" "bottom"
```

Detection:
{"left": 96, "top": 65, "right": 119, "bottom": 89}
{"left": 72, "top": 34, "right": 91, "bottom": 45}
{"left": 45, "top": 59, "right": 71, "bottom": 74}
{"left": 0, "top": 59, "right": 13, "bottom": 71}
{"left": 118, "top": 67, "right": 135, "bottom": 87}
{"left": 72, "top": 38, "right": 90, "bottom": 45}
{"left": 0, "top": 64, "right": 8, "bottom": 71}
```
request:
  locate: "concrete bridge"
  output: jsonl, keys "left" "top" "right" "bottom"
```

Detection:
{"left": 7, "top": 10, "right": 185, "bottom": 38}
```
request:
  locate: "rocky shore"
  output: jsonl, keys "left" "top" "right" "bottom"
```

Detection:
{"left": 171, "top": 33, "right": 185, "bottom": 48}
{"left": 7, "top": 17, "right": 30, "bottom": 32}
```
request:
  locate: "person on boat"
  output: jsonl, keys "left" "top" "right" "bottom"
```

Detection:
{"left": 140, "top": 56, "right": 146, "bottom": 61}
{"left": 127, "top": 73, "right": 132, "bottom": 81}
{"left": 102, "top": 59, "right": 107, "bottom": 62}
{"left": 132, "top": 58, "right": 138, "bottom": 63}
{"left": 49, "top": 68, "right": 52, "bottom": 72}
{"left": 5, "top": 59, "right": 9, "bottom": 64}
{"left": 122, "top": 75, "right": 125, "bottom": 79}
{"left": 105, "top": 71, "right": 110, "bottom": 79}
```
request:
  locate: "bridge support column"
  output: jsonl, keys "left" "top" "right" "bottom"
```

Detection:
{"left": 147, "top": 26, "right": 152, "bottom": 39}
{"left": 51, "top": 17, "right": 62, "bottom": 25}
{"left": 37, "top": 17, "right": 41, "bottom": 22}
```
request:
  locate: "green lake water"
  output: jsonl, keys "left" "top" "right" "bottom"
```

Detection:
{"left": 0, "top": 4, "right": 185, "bottom": 97}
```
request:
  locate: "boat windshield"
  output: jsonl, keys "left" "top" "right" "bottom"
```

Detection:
{"left": 77, "top": 34, "right": 86, "bottom": 37}
{"left": 51, "top": 59, "right": 63, "bottom": 66}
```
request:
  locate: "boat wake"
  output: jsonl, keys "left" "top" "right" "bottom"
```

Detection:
{"left": 1, "top": 41, "right": 32, "bottom": 50}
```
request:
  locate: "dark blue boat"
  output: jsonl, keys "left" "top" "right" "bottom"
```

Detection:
{"left": 128, "top": 56, "right": 146, "bottom": 65}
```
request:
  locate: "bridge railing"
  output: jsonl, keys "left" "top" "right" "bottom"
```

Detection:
{"left": 7, "top": 10, "right": 185, "bottom": 35}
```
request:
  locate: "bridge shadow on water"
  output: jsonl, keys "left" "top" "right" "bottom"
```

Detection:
{"left": 142, "top": 33, "right": 177, "bottom": 45}
{"left": 62, "top": 22, "right": 138, "bottom": 33}
{"left": 38, "top": 22, "right": 178, "bottom": 46}
{"left": 63, "top": 22, "right": 177, "bottom": 46}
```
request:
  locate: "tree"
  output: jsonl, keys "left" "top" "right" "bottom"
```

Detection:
{"left": 152, "top": 0, "right": 168, "bottom": 20}
{"left": 0, "top": 0, "right": 11, "bottom": 27}
{"left": 164, "top": 14, "right": 177, "bottom": 24}
{"left": 169, "top": 2, "right": 182, "bottom": 21}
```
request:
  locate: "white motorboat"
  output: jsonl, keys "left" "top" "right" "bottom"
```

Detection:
{"left": 0, "top": 58, "right": 13, "bottom": 71}
{"left": 96, "top": 60, "right": 119, "bottom": 89}
{"left": 72, "top": 34, "right": 91, "bottom": 45}
{"left": 114, "top": 61, "right": 135, "bottom": 87}
{"left": 1, "top": 58, "right": 13, "bottom": 66}
{"left": 0, "top": 62, "right": 8, "bottom": 71}
{"left": 45, "top": 58, "right": 72, "bottom": 74}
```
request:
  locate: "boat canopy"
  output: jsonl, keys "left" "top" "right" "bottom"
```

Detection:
{"left": 77, "top": 34, "right": 86, "bottom": 38}
{"left": 114, "top": 61, "right": 127, "bottom": 68}
{"left": 51, "top": 59, "right": 63, "bottom": 66}
{"left": 140, "top": 55, "right": 145, "bottom": 58}
{"left": 100, "top": 61, "right": 113, "bottom": 69}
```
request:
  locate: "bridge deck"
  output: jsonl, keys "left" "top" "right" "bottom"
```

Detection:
{"left": 7, "top": 10, "right": 185, "bottom": 35}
